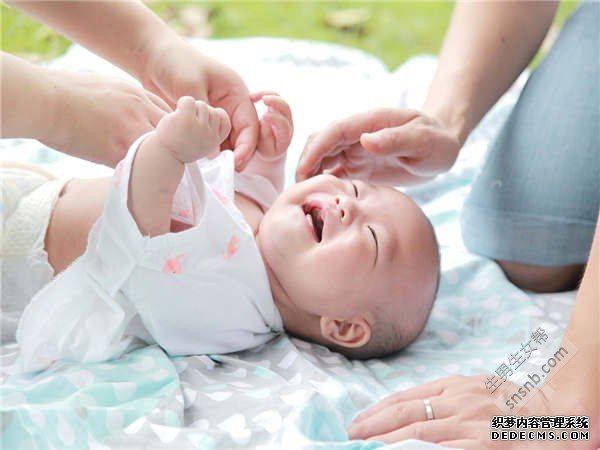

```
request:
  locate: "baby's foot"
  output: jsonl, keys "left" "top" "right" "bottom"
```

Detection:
{"left": 155, "top": 96, "right": 231, "bottom": 163}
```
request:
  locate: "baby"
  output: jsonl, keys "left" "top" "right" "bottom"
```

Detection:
{"left": 6, "top": 94, "right": 439, "bottom": 371}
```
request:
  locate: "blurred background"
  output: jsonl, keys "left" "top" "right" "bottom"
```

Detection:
{"left": 2, "top": 1, "right": 577, "bottom": 70}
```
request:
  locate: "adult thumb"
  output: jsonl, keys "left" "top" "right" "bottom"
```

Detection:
{"left": 360, "top": 127, "right": 421, "bottom": 158}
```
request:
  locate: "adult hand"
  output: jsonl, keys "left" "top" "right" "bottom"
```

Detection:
{"left": 143, "top": 39, "right": 259, "bottom": 171}
{"left": 346, "top": 374, "right": 556, "bottom": 449}
{"left": 46, "top": 70, "right": 171, "bottom": 167}
{"left": 295, "top": 108, "right": 462, "bottom": 185}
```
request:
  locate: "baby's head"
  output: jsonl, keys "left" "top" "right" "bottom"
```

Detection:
{"left": 256, "top": 174, "right": 439, "bottom": 359}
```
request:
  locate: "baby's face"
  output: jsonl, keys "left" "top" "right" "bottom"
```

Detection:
{"left": 257, "top": 174, "right": 435, "bottom": 324}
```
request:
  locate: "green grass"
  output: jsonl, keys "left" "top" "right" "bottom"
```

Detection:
{"left": 1, "top": 1, "right": 578, "bottom": 70}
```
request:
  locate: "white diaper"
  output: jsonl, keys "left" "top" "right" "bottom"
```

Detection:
{"left": 1, "top": 167, "right": 69, "bottom": 343}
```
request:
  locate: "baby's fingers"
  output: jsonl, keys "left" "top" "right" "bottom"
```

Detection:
{"left": 251, "top": 91, "right": 293, "bottom": 124}
{"left": 261, "top": 95, "right": 293, "bottom": 125}
{"left": 260, "top": 110, "right": 293, "bottom": 156}
{"left": 250, "top": 90, "right": 279, "bottom": 102}
{"left": 194, "top": 100, "right": 210, "bottom": 123}
{"left": 208, "top": 106, "right": 232, "bottom": 143}
{"left": 257, "top": 118, "right": 276, "bottom": 156}
{"left": 177, "top": 96, "right": 197, "bottom": 115}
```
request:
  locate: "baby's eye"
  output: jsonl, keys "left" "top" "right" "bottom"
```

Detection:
{"left": 368, "top": 225, "right": 378, "bottom": 266}
{"left": 352, "top": 182, "right": 358, "bottom": 198}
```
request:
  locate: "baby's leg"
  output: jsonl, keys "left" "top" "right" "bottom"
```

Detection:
{"left": 128, "top": 97, "right": 230, "bottom": 236}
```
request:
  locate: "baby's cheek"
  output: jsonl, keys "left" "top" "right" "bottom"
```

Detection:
{"left": 313, "top": 241, "right": 360, "bottom": 277}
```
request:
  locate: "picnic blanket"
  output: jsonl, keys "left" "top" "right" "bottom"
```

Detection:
{"left": 0, "top": 38, "right": 575, "bottom": 450}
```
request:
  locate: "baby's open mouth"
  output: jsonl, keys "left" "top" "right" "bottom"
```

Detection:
{"left": 303, "top": 204, "right": 324, "bottom": 242}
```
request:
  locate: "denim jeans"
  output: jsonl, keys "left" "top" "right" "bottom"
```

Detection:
{"left": 461, "top": 1, "right": 599, "bottom": 266}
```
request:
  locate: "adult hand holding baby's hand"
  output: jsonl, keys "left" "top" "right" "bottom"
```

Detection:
{"left": 142, "top": 39, "right": 259, "bottom": 171}
{"left": 295, "top": 108, "right": 461, "bottom": 186}
{"left": 235, "top": 92, "right": 292, "bottom": 192}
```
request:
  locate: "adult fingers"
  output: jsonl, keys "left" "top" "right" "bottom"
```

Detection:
{"left": 348, "top": 397, "right": 458, "bottom": 440}
{"left": 297, "top": 133, "right": 355, "bottom": 182}
{"left": 367, "top": 418, "right": 465, "bottom": 445}
{"left": 323, "top": 164, "right": 347, "bottom": 178}
{"left": 145, "top": 90, "right": 172, "bottom": 114}
{"left": 223, "top": 96, "right": 259, "bottom": 171}
{"left": 439, "top": 439, "right": 481, "bottom": 449}
{"left": 320, "top": 154, "right": 347, "bottom": 178}
{"left": 144, "top": 100, "right": 169, "bottom": 128}
{"left": 311, "top": 152, "right": 348, "bottom": 179}
{"left": 347, "top": 399, "right": 427, "bottom": 439}
{"left": 361, "top": 123, "right": 430, "bottom": 158}
{"left": 295, "top": 138, "right": 348, "bottom": 182}
{"left": 250, "top": 90, "right": 279, "bottom": 102}
{"left": 297, "top": 119, "right": 361, "bottom": 180}
{"left": 349, "top": 377, "right": 449, "bottom": 426}
{"left": 297, "top": 108, "right": 418, "bottom": 180}
{"left": 143, "top": 78, "right": 177, "bottom": 109}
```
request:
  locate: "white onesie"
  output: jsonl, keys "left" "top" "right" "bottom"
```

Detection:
{"left": 16, "top": 133, "right": 283, "bottom": 372}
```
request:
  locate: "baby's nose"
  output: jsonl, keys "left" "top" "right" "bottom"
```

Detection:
{"left": 334, "top": 196, "right": 353, "bottom": 225}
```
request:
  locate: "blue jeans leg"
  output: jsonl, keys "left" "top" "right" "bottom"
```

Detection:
{"left": 461, "top": 1, "right": 599, "bottom": 266}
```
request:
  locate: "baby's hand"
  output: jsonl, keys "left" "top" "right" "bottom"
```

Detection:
{"left": 252, "top": 92, "right": 293, "bottom": 161}
{"left": 155, "top": 96, "right": 231, "bottom": 163}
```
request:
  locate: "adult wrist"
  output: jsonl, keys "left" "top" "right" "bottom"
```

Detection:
{"left": 34, "top": 66, "right": 65, "bottom": 148}
{"left": 422, "top": 96, "right": 472, "bottom": 149}
{"left": 421, "top": 65, "right": 479, "bottom": 149}
{"left": 138, "top": 31, "right": 188, "bottom": 90}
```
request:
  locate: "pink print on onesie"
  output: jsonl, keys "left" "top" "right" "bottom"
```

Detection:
{"left": 162, "top": 254, "right": 185, "bottom": 274}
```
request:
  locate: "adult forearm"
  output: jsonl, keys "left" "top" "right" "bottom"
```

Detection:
{"left": 547, "top": 217, "right": 599, "bottom": 443}
{"left": 423, "top": 1, "right": 559, "bottom": 145}
{"left": 7, "top": 0, "right": 179, "bottom": 81}
{"left": 0, "top": 52, "right": 54, "bottom": 140}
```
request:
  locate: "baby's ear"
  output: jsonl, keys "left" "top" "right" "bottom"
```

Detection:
{"left": 319, "top": 317, "right": 371, "bottom": 349}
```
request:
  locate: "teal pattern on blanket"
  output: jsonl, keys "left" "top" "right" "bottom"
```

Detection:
{"left": 0, "top": 346, "right": 179, "bottom": 449}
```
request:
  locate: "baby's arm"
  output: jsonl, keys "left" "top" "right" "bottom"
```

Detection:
{"left": 128, "top": 97, "right": 230, "bottom": 236}
{"left": 241, "top": 92, "right": 293, "bottom": 192}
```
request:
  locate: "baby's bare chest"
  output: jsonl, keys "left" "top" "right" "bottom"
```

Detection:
{"left": 234, "top": 192, "right": 264, "bottom": 236}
